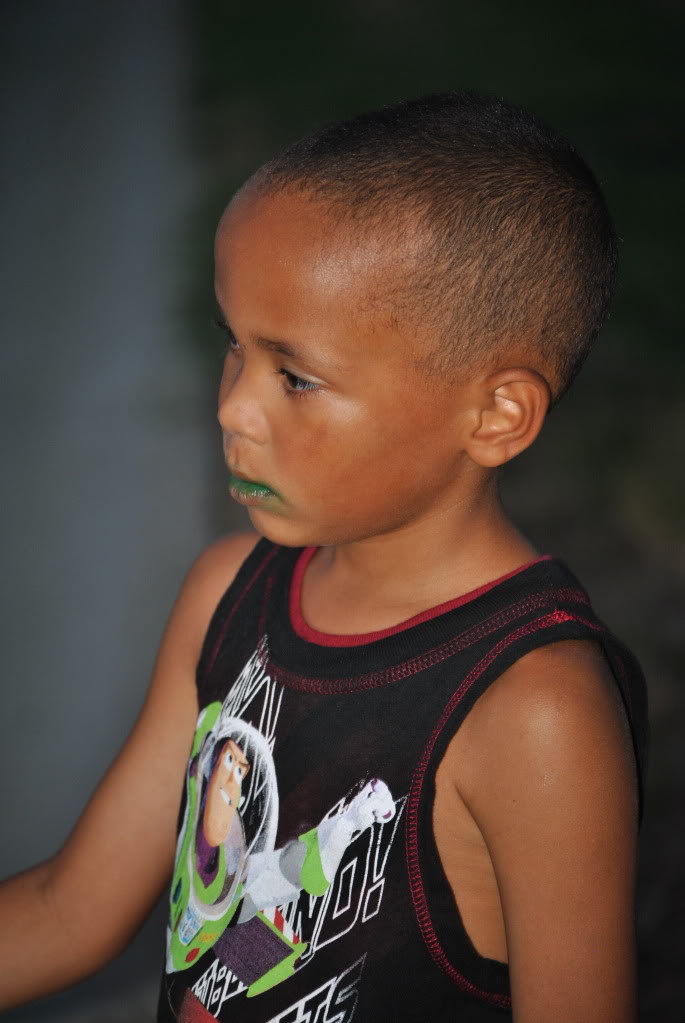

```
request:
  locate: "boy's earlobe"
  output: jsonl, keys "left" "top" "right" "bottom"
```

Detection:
{"left": 467, "top": 369, "right": 551, "bottom": 468}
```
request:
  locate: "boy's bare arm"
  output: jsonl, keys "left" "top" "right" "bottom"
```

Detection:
{"left": 453, "top": 639, "right": 639, "bottom": 1023}
{"left": 0, "top": 531, "right": 260, "bottom": 1011}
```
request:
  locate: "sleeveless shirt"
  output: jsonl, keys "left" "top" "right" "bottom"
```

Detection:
{"left": 156, "top": 538, "right": 648, "bottom": 1022}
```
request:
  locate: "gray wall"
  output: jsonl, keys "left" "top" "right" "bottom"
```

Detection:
{"left": 0, "top": 2, "right": 237, "bottom": 1019}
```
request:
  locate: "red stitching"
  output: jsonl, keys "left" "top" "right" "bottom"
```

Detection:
{"left": 267, "top": 592, "right": 588, "bottom": 693}
{"left": 545, "top": 612, "right": 636, "bottom": 724}
{"left": 405, "top": 610, "right": 576, "bottom": 1008}
{"left": 204, "top": 544, "right": 280, "bottom": 677}
{"left": 554, "top": 613, "right": 635, "bottom": 713}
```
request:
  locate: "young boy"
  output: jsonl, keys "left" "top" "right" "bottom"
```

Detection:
{"left": 0, "top": 92, "right": 647, "bottom": 1022}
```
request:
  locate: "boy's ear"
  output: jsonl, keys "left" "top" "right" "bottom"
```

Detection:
{"left": 466, "top": 368, "right": 551, "bottom": 468}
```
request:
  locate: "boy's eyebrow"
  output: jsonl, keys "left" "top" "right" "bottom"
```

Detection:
{"left": 254, "top": 334, "right": 350, "bottom": 374}
{"left": 217, "top": 309, "right": 349, "bottom": 373}
{"left": 216, "top": 312, "right": 297, "bottom": 358}
{"left": 254, "top": 335, "right": 300, "bottom": 360}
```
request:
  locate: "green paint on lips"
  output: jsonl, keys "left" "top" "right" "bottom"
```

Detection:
{"left": 229, "top": 473, "right": 281, "bottom": 500}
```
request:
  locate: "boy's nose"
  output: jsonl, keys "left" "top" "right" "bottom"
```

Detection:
{"left": 217, "top": 365, "right": 268, "bottom": 445}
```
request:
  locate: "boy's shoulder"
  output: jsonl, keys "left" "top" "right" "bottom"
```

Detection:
{"left": 472, "top": 636, "right": 629, "bottom": 726}
{"left": 444, "top": 635, "right": 638, "bottom": 828}
{"left": 170, "top": 531, "right": 263, "bottom": 662}
{"left": 193, "top": 529, "right": 262, "bottom": 578}
{"left": 185, "top": 530, "right": 262, "bottom": 605}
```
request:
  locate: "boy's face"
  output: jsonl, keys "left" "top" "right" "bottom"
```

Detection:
{"left": 215, "top": 186, "right": 475, "bottom": 548}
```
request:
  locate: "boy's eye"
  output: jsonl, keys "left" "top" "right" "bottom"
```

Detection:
{"left": 279, "top": 368, "right": 319, "bottom": 396}
{"left": 214, "top": 316, "right": 319, "bottom": 398}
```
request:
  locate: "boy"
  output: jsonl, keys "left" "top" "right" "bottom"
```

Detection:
{"left": 0, "top": 92, "right": 647, "bottom": 1022}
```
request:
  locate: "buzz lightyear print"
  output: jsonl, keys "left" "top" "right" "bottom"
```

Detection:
{"left": 165, "top": 688, "right": 396, "bottom": 1001}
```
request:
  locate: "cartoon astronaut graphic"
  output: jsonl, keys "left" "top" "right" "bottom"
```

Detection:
{"left": 166, "top": 698, "right": 395, "bottom": 998}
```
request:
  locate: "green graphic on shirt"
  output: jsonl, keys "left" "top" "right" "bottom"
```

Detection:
{"left": 165, "top": 663, "right": 397, "bottom": 1000}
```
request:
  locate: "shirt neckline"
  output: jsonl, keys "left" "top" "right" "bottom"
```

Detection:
{"left": 289, "top": 546, "right": 553, "bottom": 648}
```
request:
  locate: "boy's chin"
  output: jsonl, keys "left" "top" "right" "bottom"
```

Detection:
{"left": 245, "top": 507, "right": 361, "bottom": 550}
{"left": 244, "top": 507, "right": 318, "bottom": 549}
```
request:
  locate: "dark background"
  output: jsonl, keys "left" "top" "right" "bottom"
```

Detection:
{"left": 1, "top": 1, "right": 682, "bottom": 1019}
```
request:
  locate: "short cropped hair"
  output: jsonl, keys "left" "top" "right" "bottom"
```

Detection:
{"left": 252, "top": 92, "right": 618, "bottom": 403}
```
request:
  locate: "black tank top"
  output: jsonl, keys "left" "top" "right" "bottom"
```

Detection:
{"left": 157, "top": 539, "right": 648, "bottom": 1022}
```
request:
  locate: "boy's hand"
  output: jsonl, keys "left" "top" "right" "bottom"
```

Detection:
{"left": 444, "top": 638, "right": 639, "bottom": 1023}
{"left": 0, "top": 531, "right": 261, "bottom": 1011}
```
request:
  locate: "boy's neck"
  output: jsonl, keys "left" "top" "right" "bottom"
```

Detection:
{"left": 301, "top": 476, "right": 538, "bottom": 631}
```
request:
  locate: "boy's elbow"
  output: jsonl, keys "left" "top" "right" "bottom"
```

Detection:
{"left": 41, "top": 852, "right": 159, "bottom": 988}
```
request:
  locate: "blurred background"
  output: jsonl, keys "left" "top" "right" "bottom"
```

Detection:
{"left": 1, "top": 0, "right": 682, "bottom": 1019}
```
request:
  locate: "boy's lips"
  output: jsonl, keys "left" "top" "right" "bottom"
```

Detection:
{"left": 228, "top": 469, "right": 281, "bottom": 506}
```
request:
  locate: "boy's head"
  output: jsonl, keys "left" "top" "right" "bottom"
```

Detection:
{"left": 214, "top": 92, "right": 617, "bottom": 547}
{"left": 248, "top": 90, "right": 617, "bottom": 405}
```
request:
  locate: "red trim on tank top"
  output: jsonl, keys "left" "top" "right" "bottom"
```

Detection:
{"left": 269, "top": 588, "right": 589, "bottom": 693}
{"left": 405, "top": 609, "right": 581, "bottom": 1008}
{"left": 289, "top": 546, "right": 554, "bottom": 647}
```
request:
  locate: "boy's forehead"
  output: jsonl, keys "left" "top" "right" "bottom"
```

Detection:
{"left": 217, "top": 185, "right": 398, "bottom": 264}
{"left": 215, "top": 187, "right": 422, "bottom": 338}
